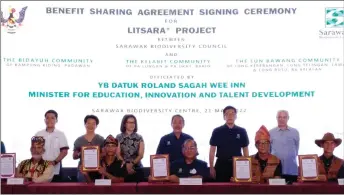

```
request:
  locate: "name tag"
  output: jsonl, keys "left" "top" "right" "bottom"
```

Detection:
{"left": 95, "top": 179, "right": 111, "bottom": 186}
{"left": 7, "top": 178, "right": 24, "bottom": 185}
{"left": 179, "top": 178, "right": 202, "bottom": 185}
{"left": 338, "top": 179, "right": 344, "bottom": 185}
{"left": 268, "top": 178, "right": 286, "bottom": 185}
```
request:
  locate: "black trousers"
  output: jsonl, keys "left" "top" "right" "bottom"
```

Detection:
{"left": 215, "top": 159, "right": 233, "bottom": 182}
{"left": 51, "top": 163, "right": 63, "bottom": 182}
{"left": 282, "top": 174, "right": 298, "bottom": 184}
{"left": 124, "top": 166, "right": 144, "bottom": 182}
{"left": 51, "top": 175, "right": 62, "bottom": 182}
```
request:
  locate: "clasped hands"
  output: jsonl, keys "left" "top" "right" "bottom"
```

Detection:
{"left": 230, "top": 176, "right": 261, "bottom": 183}
{"left": 14, "top": 173, "right": 33, "bottom": 183}
{"left": 297, "top": 175, "right": 327, "bottom": 182}
{"left": 79, "top": 165, "right": 108, "bottom": 176}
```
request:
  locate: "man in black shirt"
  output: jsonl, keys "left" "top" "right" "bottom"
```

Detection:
{"left": 209, "top": 106, "right": 250, "bottom": 182}
{"left": 80, "top": 135, "right": 126, "bottom": 183}
{"left": 149, "top": 139, "right": 209, "bottom": 183}
{"left": 169, "top": 139, "right": 209, "bottom": 182}
{"left": 156, "top": 114, "right": 193, "bottom": 163}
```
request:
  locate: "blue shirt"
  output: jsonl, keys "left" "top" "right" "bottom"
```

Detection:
{"left": 210, "top": 124, "right": 249, "bottom": 159}
{"left": 156, "top": 132, "right": 193, "bottom": 163}
{"left": 170, "top": 159, "right": 209, "bottom": 180}
{"left": 1, "top": 141, "right": 5, "bottom": 154}
{"left": 269, "top": 127, "right": 300, "bottom": 176}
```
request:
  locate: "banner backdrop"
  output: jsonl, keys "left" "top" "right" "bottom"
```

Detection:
{"left": 1, "top": 1, "right": 343, "bottom": 167}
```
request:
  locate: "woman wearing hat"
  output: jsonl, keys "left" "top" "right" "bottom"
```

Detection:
{"left": 79, "top": 135, "right": 126, "bottom": 183}
{"left": 314, "top": 133, "right": 344, "bottom": 182}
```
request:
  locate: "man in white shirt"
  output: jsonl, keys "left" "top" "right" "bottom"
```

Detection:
{"left": 35, "top": 110, "right": 69, "bottom": 182}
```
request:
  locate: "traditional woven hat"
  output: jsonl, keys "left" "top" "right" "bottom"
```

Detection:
{"left": 31, "top": 136, "right": 45, "bottom": 146}
{"left": 104, "top": 134, "right": 118, "bottom": 146}
{"left": 255, "top": 125, "right": 270, "bottom": 142}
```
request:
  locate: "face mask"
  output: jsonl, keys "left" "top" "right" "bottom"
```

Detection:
{"left": 32, "top": 155, "right": 42, "bottom": 160}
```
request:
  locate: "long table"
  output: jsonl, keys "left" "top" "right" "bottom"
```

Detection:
{"left": 1, "top": 182, "right": 344, "bottom": 194}
{"left": 138, "top": 182, "right": 344, "bottom": 194}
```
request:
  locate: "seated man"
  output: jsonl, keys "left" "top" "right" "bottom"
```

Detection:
{"left": 231, "top": 126, "right": 282, "bottom": 183}
{"left": 314, "top": 133, "right": 344, "bottom": 182}
{"left": 167, "top": 139, "right": 209, "bottom": 183}
{"left": 16, "top": 136, "right": 54, "bottom": 183}
{"left": 79, "top": 135, "right": 126, "bottom": 183}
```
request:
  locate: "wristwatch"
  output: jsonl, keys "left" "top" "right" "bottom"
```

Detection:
{"left": 53, "top": 160, "right": 58, "bottom": 165}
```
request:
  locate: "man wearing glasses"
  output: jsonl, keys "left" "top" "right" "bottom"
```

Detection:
{"left": 209, "top": 105, "right": 250, "bottom": 182}
{"left": 168, "top": 139, "right": 209, "bottom": 182}
{"left": 248, "top": 125, "right": 282, "bottom": 183}
{"left": 270, "top": 110, "right": 300, "bottom": 184}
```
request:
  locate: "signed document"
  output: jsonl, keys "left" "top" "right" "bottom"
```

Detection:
{"left": 233, "top": 157, "right": 252, "bottom": 182}
{"left": 298, "top": 154, "right": 319, "bottom": 181}
{"left": 150, "top": 154, "right": 170, "bottom": 181}
{"left": 1, "top": 153, "right": 16, "bottom": 178}
{"left": 82, "top": 146, "right": 100, "bottom": 171}
{"left": 152, "top": 158, "right": 168, "bottom": 177}
{"left": 301, "top": 158, "right": 317, "bottom": 177}
{"left": 235, "top": 160, "right": 251, "bottom": 179}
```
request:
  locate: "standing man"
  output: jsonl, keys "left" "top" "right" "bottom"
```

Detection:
{"left": 35, "top": 110, "right": 69, "bottom": 182}
{"left": 1, "top": 141, "right": 6, "bottom": 153}
{"left": 156, "top": 114, "right": 193, "bottom": 163}
{"left": 209, "top": 106, "right": 250, "bottom": 182}
{"left": 74, "top": 115, "right": 105, "bottom": 182}
{"left": 269, "top": 110, "right": 299, "bottom": 184}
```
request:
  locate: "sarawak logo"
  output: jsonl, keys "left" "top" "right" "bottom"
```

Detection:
{"left": 325, "top": 7, "right": 344, "bottom": 28}
{"left": 1, "top": 6, "right": 28, "bottom": 34}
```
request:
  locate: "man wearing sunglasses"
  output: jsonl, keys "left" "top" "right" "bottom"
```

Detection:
{"left": 168, "top": 139, "right": 209, "bottom": 183}
{"left": 16, "top": 136, "right": 54, "bottom": 183}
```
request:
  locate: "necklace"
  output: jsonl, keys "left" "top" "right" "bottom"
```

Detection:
{"left": 27, "top": 161, "right": 41, "bottom": 178}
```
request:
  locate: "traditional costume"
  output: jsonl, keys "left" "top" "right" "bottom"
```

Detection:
{"left": 17, "top": 136, "right": 54, "bottom": 183}
{"left": 87, "top": 135, "right": 126, "bottom": 182}
{"left": 251, "top": 125, "right": 282, "bottom": 183}
{"left": 315, "top": 133, "right": 344, "bottom": 182}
